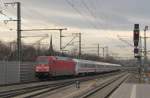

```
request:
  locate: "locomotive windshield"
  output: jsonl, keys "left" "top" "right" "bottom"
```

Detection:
{"left": 37, "top": 57, "right": 49, "bottom": 64}
{"left": 56, "top": 56, "right": 72, "bottom": 61}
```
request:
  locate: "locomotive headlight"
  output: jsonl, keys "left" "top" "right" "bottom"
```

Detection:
{"left": 35, "top": 64, "right": 50, "bottom": 72}
{"left": 35, "top": 66, "right": 41, "bottom": 72}
{"left": 44, "top": 66, "right": 50, "bottom": 71}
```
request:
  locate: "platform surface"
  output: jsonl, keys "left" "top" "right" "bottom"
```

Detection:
{"left": 110, "top": 83, "right": 150, "bottom": 98}
{"left": 110, "top": 73, "right": 150, "bottom": 98}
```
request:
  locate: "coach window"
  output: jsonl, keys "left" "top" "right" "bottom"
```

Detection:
{"left": 81, "top": 63, "right": 84, "bottom": 67}
{"left": 84, "top": 64, "right": 86, "bottom": 67}
{"left": 85, "top": 64, "right": 88, "bottom": 67}
{"left": 90, "top": 64, "right": 92, "bottom": 68}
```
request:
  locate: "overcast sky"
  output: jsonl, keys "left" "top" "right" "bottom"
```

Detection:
{"left": 0, "top": 0, "right": 150, "bottom": 59}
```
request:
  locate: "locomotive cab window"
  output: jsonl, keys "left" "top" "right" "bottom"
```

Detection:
{"left": 37, "top": 57, "right": 49, "bottom": 64}
{"left": 56, "top": 56, "right": 72, "bottom": 61}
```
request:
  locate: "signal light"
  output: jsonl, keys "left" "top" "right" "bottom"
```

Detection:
{"left": 134, "top": 47, "right": 140, "bottom": 58}
{"left": 133, "top": 24, "right": 140, "bottom": 47}
{"left": 134, "top": 40, "right": 139, "bottom": 47}
{"left": 134, "top": 24, "right": 139, "bottom": 29}
{"left": 134, "top": 47, "right": 139, "bottom": 54}
{"left": 134, "top": 30, "right": 139, "bottom": 41}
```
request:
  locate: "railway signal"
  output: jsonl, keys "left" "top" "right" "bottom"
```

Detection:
{"left": 134, "top": 47, "right": 139, "bottom": 54}
{"left": 133, "top": 24, "right": 140, "bottom": 58}
{"left": 134, "top": 47, "right": 140, "bottom": 58}
{"left": 133, "top": 24, "right": 140, "bottom": 47}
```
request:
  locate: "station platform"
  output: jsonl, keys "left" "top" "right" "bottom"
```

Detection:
{"left": 110, "top": 73, "right": 150, "bottom": 98}
{"left": 110, "top": 83, "right": 150, "bottom": 98}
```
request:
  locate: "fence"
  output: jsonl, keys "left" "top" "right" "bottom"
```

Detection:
{"left": 0, "top": 61, "right": 37, "bottom": 85}
{"left": 20, "top": 62, "right": 36, "bottom": 82}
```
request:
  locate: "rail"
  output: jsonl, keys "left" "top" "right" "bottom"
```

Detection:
{"left": 78, "top": 73, "right": 129, "bottom": 98}
{"left": 0, "top": 72, "right": 122, "bottom": 98}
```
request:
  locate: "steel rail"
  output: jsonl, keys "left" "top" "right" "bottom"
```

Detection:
{"left": 0, "top": 72, "right": 121, "bottom": 98}
{"left": 78, "top": 73, "right": 129, "bottom": 98}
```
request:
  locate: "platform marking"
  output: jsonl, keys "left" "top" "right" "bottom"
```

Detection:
{"left": 130, "top": 84, "right": 136, "bottom": 98}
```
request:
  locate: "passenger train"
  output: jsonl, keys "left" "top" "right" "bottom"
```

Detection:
{"left": 35, "top": 56, "right": 121, "bottom": 79}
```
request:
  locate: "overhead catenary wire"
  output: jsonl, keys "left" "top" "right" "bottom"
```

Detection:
{"left": 21, "top": 5, "right": 63, "bottom": 28}
{"left": 0, "top": 1, "right": 18, "bottom": 31}
{"left": 79, "top": 0, "right": 122, "bottom": 47}
{"left": 0, "top": 0, "right": 18, "bottom": 21}
{"left": 80, "top": 0, "right": 102, "bottom": 27}
{"left": 65, "top": 0, "right": 99, "bottom": 30}
{"left": 80, "top": 0, "right": 97, "bottom": 20}
{"left": 84, "top": 0, "right": 110, "bottom": 30}
{"left": 0, "top": 0, "right": 5, "bottom": 10}
{"left": 0, "top": 1, "right": 59, "bottom": 31}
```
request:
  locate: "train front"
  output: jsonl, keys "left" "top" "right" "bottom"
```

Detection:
{"left": 35, "top": 56, "right": 50, "bottom": 79}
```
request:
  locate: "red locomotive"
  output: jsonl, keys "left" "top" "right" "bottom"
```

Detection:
{"left": 35, "top": 56, "right": 121, "bottom": 79}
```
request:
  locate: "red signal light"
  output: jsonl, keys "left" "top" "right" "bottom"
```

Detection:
{"left": 134, "top": 30, "right": 139, "bottom": 41}
{"left": 133, "top": 24, "right": 140, "bottom": 47}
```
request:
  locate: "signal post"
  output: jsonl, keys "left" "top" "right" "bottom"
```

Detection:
{"left": 133, "top": 24, "right": 142, "bottom": 82}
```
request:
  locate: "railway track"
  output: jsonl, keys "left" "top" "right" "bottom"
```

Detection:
{"left": 0, "top": 81, "right": 74, "bottom": 98}
{"left": 77, "top": 73, "right": 129, "bottom": 98}
{"left": 0, "top": 72, "right": 123, "bottom": 98}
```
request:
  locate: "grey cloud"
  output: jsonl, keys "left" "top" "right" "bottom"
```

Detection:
{"left": 4, "top": 0, "right": 150, "bottom": 31}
